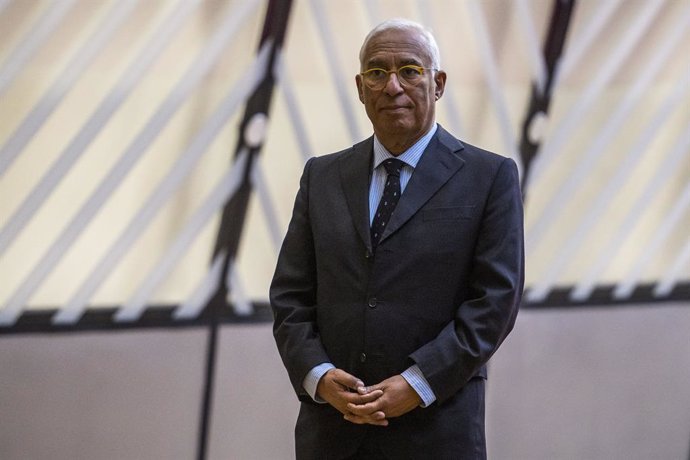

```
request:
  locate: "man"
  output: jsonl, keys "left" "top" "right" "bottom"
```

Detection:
{"left": 271, "top": 18, "right": 524, "bottom": 459}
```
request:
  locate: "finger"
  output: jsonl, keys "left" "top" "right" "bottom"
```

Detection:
{"left": 343, "top": 413, "right": 388, "bottom": 426}
{"left": 357, "top": 384, "right": 381, "bottom": 395}
{"left": 348, "top": 389, "right": 383, "bottom": 404}
{"left": 346, "top": 400, "right": 383, "bottom": 415}
{"left": 342, "top": 388, "right": 382, "bottom": 402}
{"left": 346, "top": 412, "right": 387, "bottom": 424}
{"left": 332, "top": 369, "right": 364, "bottom": 391}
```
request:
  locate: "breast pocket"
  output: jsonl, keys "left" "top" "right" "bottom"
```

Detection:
{"left": 422, "top": 205, "right": 475, "bottom": 222}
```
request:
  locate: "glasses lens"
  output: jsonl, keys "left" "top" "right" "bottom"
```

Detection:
{"left": 398, "top": 65, "right": 424, "bottom": 85}
{"left": 362, "top": 66, "right": 426, "bottom": 89}
{"left": 363, "top": 68, "right": 386, "bottom": 89}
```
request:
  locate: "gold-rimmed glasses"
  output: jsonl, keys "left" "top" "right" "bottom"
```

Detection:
{"left": 360, "top": 65, "right": 436, "bottom": 90}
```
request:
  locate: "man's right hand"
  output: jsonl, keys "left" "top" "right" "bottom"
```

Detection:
{"left": 316, "top": 368, "right": 388, "bottom": 426}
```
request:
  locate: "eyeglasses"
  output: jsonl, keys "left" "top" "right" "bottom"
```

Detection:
{"left": 360, "top": 65, "right": 436, "bottom": 90}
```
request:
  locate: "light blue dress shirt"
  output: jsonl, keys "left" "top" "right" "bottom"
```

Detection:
{"left": 303, "top": 124, "right": 439, "bottom": 408}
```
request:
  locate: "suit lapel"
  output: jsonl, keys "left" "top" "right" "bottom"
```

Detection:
{"left": 339, "top": 137, "right": 374, "bottom": 250}
{"left": 379, "top": 127, "right": 466, "bottom": 244}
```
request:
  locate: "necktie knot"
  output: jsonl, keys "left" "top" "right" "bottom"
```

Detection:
{"left": 383, "top": 158, "right": 404, "bottom": 177}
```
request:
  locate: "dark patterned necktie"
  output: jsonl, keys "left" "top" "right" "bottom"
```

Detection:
{"left": 371, "top": 158, "right": 405, "bottom": 249}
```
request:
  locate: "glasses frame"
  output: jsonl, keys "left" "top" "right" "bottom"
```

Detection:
{"left": 359, "top": 64, "right": 437, "bottom": 90}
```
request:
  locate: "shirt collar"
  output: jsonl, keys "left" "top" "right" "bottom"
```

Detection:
{"left": 372, "top": 123, "right": 438, "bottom": 170}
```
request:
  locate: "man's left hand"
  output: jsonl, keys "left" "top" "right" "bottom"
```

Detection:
{"left": 344, "top": 375, "right": 422, "bottom": 424}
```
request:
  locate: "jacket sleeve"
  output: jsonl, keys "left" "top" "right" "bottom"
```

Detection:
{"left": 410, "top": 157, "right": 525, "bottom": 403}
{"left": 270, "top": 158, "right": 331, "bottom": 400}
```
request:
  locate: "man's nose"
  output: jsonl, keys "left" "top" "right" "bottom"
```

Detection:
{"left": 383, "top": 72, "right": 404, "bottom": 95}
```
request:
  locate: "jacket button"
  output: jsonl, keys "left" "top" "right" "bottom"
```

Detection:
{"left": 364, "top": 251, "right": 372, "bottom": 259}
{"left": 360, "top": 353, "right": 367, "bottom": 363}
{"left": 368, "top": 298, "right": 377, "bottom": 308}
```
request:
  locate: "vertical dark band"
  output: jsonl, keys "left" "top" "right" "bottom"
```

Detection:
{"left": 197, "top": 1, "right": 295, "bottom": 459}
{"left": 518, "top": 0, "right": 577, "bottom": 197}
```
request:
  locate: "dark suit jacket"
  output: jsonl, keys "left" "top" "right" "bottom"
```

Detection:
{"left": 271, "top": 126, "right": 524, "bottom": 459}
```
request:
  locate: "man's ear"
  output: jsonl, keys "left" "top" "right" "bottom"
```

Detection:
{"left": 434, "top": 70, "right": 447, "bottom": 100}
{"left": 355, "top": 74, "right": 365, "bottom": 103}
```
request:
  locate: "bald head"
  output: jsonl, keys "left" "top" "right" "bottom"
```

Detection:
{"left": 359, "top": 19, "right": 441, "bottom": 71}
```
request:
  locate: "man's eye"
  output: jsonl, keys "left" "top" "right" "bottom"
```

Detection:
{"left": 400, "top": 66, "right": 422, "bottom": 77}
{"left": 367, "top": 69, "right": 386, "bottom": 78}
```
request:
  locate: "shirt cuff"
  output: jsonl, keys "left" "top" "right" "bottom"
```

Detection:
{"left": 303, "top": 362, "right": 335, "bottom": 403}
{"left": 401, "top": 364, "right": 436, "bottom": 408}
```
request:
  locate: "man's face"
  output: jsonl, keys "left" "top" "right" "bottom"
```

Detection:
{"left": 356, "top": 28, "right": 446, "bottom": 150}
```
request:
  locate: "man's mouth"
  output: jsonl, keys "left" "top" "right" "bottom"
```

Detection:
{"left": 381, "top": 105, "right": 410, "bottom": 112}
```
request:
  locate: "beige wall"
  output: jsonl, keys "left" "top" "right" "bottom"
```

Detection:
{"left": 1, "top": 0, "right": 688, "bottom": 311}
{"left": 1, "top": 305, "right": 689, "bottom": 459}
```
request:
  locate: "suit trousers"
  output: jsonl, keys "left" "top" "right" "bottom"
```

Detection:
{"left": 311, "top": 377, "right": 487, "bottom": 460}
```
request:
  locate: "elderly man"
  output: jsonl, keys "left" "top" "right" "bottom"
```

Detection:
{"left": 271, "top": 18, "right": 524, "bottom": 459}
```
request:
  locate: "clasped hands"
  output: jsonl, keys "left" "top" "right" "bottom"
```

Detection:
{"left": 316, "top": 368, "right": 422, "bottom": 426}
